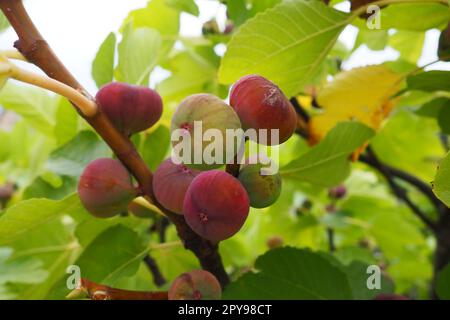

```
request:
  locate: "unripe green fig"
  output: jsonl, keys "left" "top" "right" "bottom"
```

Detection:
{"left": 152, "top": 158, "right": 200, "bottom": 214}
{"left": 230, "top": 75, "right": 297, "bottom": 145}
{"left": 438, "top": 23, "right": 450, "bottom": 61}
{"left": 171, "top": 94, "right": 242, "bottom": 171}
{"left": 238, "top": 163, "right": 281, "bottom": 208}
{"left": 95, "top": 82, "right": 163, "bottom": 135}
{"left": 183, "top": 170, "right": 250, "bottom": 242}
{"left": 78, "top": 158, "right": 136, "bottom": 218}
{"left": 168, "top": 270, "right": 222, "bottom": 300}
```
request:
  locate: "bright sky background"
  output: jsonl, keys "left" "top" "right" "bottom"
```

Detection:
{"left": 0, "top": 0, "right": 448, "bottom": 94}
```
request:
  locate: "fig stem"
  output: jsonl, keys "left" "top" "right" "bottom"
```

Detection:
{"left": 132, "top": 197, "right": 165, "bottom": 217}
{"left": 1, "top": 49, "right": 27, "bottom": 61}
{"left": 9, "top": 62, "right": 98, "bottom": 117}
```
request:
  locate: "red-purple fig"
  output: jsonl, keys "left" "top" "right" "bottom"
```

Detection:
{"left": 78, "top": 158, "right": 136, "bottom": 218}
{"left": 96, "top": 82, "right": 163, "bottom": 135}
{"left": 168, "top": 270, "right": 222, "bottom": 300}
{"left": 183, "top": 170, "right": 250, "bottom": 242}
{"left": 230, "top": 75, "right": 297, "bottom": 145}
{"left": 152, "top": 158, "right": 201, "bottom": 214}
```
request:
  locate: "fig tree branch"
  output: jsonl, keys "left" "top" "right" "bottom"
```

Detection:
{"left": 361, "top": 147, "right": 437, "bottom": 231}
{"left": 143, "top": 255, "right": 167, "bottom": 287}
{"left": 0, "top": 0, "right": 229, "bottom": 288}
{"left": 359, "top": 154, "right": 445, "bottom": 214}
{"left": 67, "top": 278, "right": 168, "bottom": 300}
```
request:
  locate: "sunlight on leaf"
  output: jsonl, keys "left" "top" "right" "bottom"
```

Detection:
{"left": 309, "top": 65, "right": 402, "bottom": 144}
{"left": 219, "top": 0, "right": 349, "bottom": 96}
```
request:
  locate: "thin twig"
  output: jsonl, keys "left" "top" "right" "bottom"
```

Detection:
{"left": 359, "top": 154, "right": 444, "bottom": 212}
{"left": 327, "top": 228, "right": 336, "bottom": 253}
{"left": 67, "top": 278, "right": 168, "bottom": 300}
{"left": 363, "top": 147, "right": 437, "bottom": 231}
{"left": 143, "top": 255, "right": 167, "bottom": 287}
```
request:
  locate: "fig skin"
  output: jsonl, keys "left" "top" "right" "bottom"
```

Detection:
{"left": 152, "top": 158, "right": 201, "bottom": 214}
{"left": 78, "top": 158, "right": 136, "bottom": 218}
{"left": 183, "top": 170, "right": 250, "bottom": 242}
{"left": 238, "top": 163, "right": 282, "bottom": 209}
{"left": 95, "top": 82, "right": 163, "bottom": 135}
{"left": 168, "top": 270, "right": 222, "bottom": 300}
{"left": 230, "top": 74, "right": 297, "bottom": 145}
{"left": 171, "top": 93, "right": 242, "bottom": 170}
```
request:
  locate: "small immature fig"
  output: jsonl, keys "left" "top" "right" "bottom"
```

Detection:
{"left": 78, "top": 158, "right": 136, "bottom": 218}
{"left": 168, "top": 270, "right": 222, "bottom": 300}
{"left": 266, "top": 236, "right": 284, "bottom": 249}
{"left": 238, "top": 163, "right": 281, "bottom": 208}
{"left": 438, "top": 23, "right": 450, "bottom": 61}
{"left": 171, "top": 94, "right": 242, "bottom": 170}
{"left": 183, "top": 170, "right": 250, "bottom": 242}
{"left": 328, "top": 185, "right": 347, "bottom": 199}
{"left": 230, "top": 75, "right": 297, "bottom": 145}
{"left": 152, "top": 158, "right": 200, "bottom": 214}
{"left": 95, "top": 82, "right": 163, "bottom": 135}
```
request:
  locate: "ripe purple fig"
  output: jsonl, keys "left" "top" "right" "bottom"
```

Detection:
{"left": 168, "top": 270, "right": 222, "bottom": 300}
{"left": 183, "top": 170, "right": 250, "bottom": 242}
{"left": 152, "top": 158, "right": 201, "bottom": 214}
{"left": 171, "top": 94, "right": 242, "bottom": 171}
{"left": 230, "top": 75, "right": 297, "bottom": 145}
{"left": 95, "top": 82, "right": 163, "bottom": 135}
{"left": 238, "top": 163, "right": 281, "bottom": 208}
{"left": 78, "top": 158, "right": 136, "bottom": 218}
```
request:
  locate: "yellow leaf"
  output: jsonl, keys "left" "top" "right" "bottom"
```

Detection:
{"left": 308, "top": 65, "right": 402, "bottom": 145}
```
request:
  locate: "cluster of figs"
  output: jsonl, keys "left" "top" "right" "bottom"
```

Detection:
{"left": 78, "top": 74, "right": 297, "bottom": 243}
